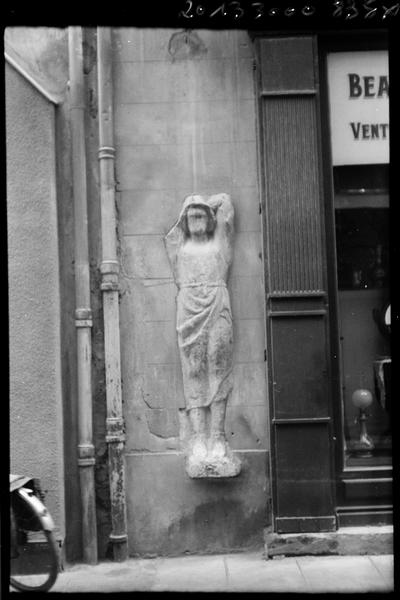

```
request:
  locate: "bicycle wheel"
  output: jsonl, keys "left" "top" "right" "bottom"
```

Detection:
{"left": 10, "top": 493, "right": 59, "bottom": 592}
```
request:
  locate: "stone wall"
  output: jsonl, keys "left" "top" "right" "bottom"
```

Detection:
{"left": 7, "top": 63, "right": 65, "bottom": 540}
{"left": 112, "top": 28, "right": 270, "bottom": 555}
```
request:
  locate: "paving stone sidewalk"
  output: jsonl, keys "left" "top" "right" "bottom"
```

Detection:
{"left": 42, "top": 551, "right": 394, "bottom": 593}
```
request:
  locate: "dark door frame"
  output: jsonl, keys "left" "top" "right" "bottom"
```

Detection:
{"left": 254, "top": 33, "right": 337, "bottom": 534}
{"left": 253, "top": 28, "right": 392, "bottom": 533}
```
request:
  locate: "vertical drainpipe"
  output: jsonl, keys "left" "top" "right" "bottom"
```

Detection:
{"left": 97, "top": 26, "right": 129, "bottom": 561}
{"left": 68, "top": 27, "right": 98, "bottom": 564}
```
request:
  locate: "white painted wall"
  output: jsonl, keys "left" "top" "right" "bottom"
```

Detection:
{"left": 7, "top": 62, "right": 65, "bottom": 539}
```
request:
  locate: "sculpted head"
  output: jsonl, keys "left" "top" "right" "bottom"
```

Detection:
{"left": 182, "top": 195, "right": 216, "bottom": 238}
{"left": 186, "top": 206, "right": 209, "bottom": 237}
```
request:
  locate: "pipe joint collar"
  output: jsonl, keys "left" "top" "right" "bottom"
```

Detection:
{"left": 106, "top": 417, "right": 125, "bottom": 433}
{"left": 101, "top": 281, "right": 119, "bottom": 292}
{"left": 109, "top": 533, "right": 128, "bottom": 543}
{"left": 78, "top": 444, "right": 96, "bottom": 459}
{"left": 106, "top": 417, "right": 125, "bottom": 443}
{"left": 106, "top": 434, "right": 126, "bottom": 443}
{"left": 78, "top": 457, "right": 96, "bottom": 467}
{"left": 75, "top": 319, "right": 93, "bottom": 328}
{"left": 101, "top": 262, "right": 120, "bottom": 291}
{"left": 101, "top": 260, "right": 119, "bottom": 275}
{"left": 98, "top": 146, "right": 116, "bottom": 160}
{"left": 75, "top": 307, "right": 93, "bottom": 320}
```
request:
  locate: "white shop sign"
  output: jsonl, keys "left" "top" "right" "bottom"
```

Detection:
{"left": 327, "top": 51, "right": 389, "bottom": 165}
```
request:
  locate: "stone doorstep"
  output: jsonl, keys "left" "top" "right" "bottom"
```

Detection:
{"left": 263, "top": 526, "right": 393, "bottom": 559}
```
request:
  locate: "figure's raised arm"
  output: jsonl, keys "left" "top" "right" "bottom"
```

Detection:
{"left": 164, "top": 206, "right": 186, "bottom": 281}
{"left": 208, "top": 193, "right": 234, "bottom": 263}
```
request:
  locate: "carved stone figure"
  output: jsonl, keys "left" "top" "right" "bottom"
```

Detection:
{"left": 165, "top": 193, "right": 241, "bottom": 478}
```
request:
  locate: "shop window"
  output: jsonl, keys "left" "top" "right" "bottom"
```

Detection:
{"left": 334, "top": 166, "right": 391, "bottom": 468}
{"left": 327, "top": 51, "right": 391, "bottom": 469}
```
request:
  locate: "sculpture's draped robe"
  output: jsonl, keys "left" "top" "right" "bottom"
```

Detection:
{"left": 177, "top": 244, "right": 233, "bottom": 409}
{"left": 165, "top": 195, "right": 234, "bottom": 410}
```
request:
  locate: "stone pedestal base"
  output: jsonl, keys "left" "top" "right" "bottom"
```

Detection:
{"left": 185, "top": 436, "right": 241, "bottom": 479}
{"left": 186, "top": 454, "right": 241, "bottom": 478}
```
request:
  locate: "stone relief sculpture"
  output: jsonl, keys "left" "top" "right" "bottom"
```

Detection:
{"left": 165, "top": 193, "right": 241, "bottom": 478}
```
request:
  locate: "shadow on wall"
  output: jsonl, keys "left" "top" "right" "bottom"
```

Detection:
{"left": 165, "top": 497, "right": 267, "bottom": 556}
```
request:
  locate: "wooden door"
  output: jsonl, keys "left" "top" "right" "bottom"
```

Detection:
{"left": 256, "top": 36, "right": 337, "bottom": 533}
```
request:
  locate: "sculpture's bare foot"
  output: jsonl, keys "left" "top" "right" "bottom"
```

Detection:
{"left": 185, "top": 435, "right": 208, "bottom": 478}
{"left": 191, "top": 435, "right": 208, "bottom": 460}
{"left": 206, "top": 434, "right": 241, "bottom": 477}
{"left": 209, "top": 434, "right": 229, "bottom": 461}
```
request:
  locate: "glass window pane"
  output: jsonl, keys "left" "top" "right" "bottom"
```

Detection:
{"left": 334, "top": 170, "right": 391, "bottom": 468}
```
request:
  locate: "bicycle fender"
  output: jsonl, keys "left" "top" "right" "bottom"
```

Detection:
{"left": 10, "top": 474, "right": 34, "bottom": 492}
{"left": 18, "top": 488, "right": 55, "bottom": 531}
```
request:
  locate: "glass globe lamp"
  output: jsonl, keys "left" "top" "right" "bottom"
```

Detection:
{"left": 351, "top": 389, "right": 374, "bottom": 457}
